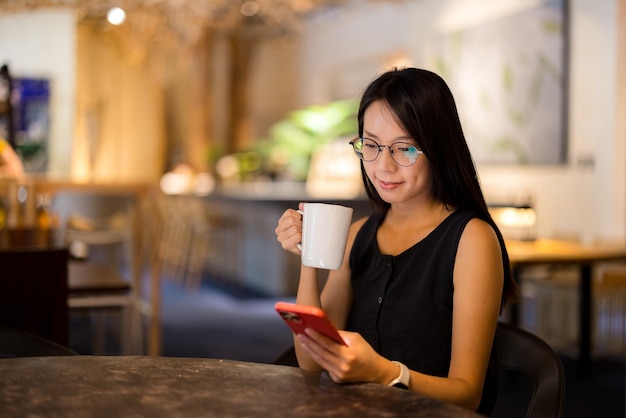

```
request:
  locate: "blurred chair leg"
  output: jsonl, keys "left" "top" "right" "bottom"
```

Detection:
{"left": 92, "top": 311, "right": 106, "bottom": 355}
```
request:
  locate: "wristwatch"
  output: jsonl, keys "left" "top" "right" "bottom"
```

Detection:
{"left": 387, "top": 361, "right": 410, "bottom": 389}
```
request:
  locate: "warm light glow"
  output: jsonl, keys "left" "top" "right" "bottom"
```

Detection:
{"left": 492, "top": 207, "right": 537, "bottom": 228}
{"left": 160, "top": 172, "right": 189, "bottom": 195}
{"left": 107, "top": 7, "right": 126, "bottom": 26}
{"left": 306, "top": 140, "right": 363, "bottom": 199}
{"left": 385, "top": 52, "right": 413, "bottom": 71}
{"left": 490, "top": 205, "right": 538, "bottom": 240}
{"left": 192, "top": 172, "right": 216, "bottom": 196}
{"left": 216, "top": 155, "right": 240, "bottom": 180}
{"left": 240, "top": 1, "right": 260, "bottom": 17}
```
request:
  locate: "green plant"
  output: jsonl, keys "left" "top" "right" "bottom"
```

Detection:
{"left": 254, "top": 98, "right": 359, "bottom": 181}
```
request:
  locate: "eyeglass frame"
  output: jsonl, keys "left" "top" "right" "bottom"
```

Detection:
{"left": 349, "top": 137, "right": 424, "bottom": 167}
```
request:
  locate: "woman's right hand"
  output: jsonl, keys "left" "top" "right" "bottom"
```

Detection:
{"left": 275, "top": 203, "right": 304, "bottom": 255}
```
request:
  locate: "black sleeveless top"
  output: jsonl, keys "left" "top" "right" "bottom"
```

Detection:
{"left": 347, "top": 209, "right": 497, "bottom": 415}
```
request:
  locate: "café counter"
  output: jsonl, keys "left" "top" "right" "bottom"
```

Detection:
{"left": 190, "top": 182, "right": 373, "bottom": 296}
{"left": 0, "top": 356, "right": 481, "bottom": 417}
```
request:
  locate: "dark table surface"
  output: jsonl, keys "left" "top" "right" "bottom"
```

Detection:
{"left": 0, "top": 356, "right": 481, "bottom": 417}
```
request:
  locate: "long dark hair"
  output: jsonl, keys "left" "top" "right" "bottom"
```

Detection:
{"left": 357, "top": 67, "right": 517, "bottom": 304}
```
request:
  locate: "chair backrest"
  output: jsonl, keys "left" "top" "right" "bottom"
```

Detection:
{"left": 273, "top": 345, "right": 298, "bottom": 367}
{"left": 0, "top": 326, "right": 77, "bottom": 358}
{"left": 496, "top": 322, "right": 566, "bottom": 418}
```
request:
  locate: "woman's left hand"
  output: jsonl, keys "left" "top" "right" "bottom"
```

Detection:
{"left": 298, "top": 328, "right": 389, "bottom": 384}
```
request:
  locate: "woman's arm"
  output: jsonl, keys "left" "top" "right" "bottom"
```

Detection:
{"left": 406, "top": 218, "right": 503, "bottom": 410}
{"left": 275, "top": 207, "right": 365, "bottom": 370}
{"left": 299, "top": 217, "right": 503, "bottom": 412}
{"left": 294, "top": 218, "right": 365, "bottom": 369}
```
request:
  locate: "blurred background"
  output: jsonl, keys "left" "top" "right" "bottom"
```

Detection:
{"left": 0, "top": 0, "right": 623, "bottom": 248}
{"left": 0, "top": 1, "right": 625, "bottom": 416}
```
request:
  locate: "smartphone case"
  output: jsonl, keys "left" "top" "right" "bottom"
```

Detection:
{"left": 275, "top": 301, "right": 346, "bottom": 345}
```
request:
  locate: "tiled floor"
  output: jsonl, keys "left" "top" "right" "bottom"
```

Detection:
{"left": 159, "top": 281, "right": 295, "bottom": 363}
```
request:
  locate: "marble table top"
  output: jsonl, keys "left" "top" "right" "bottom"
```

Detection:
{"left": 0, "top": 356, "right": 482, "bottom": 417}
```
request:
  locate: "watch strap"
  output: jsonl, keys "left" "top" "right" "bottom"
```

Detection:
{"left": 387, "top": 361, "right": 410, "bottom": 389}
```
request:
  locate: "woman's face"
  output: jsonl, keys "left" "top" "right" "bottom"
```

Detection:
{"left": 361, "top": 100, "right": 433, "bottom": 207}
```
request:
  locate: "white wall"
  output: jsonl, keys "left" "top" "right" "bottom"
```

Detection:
{"left": 478, "top": 0, "right": 622, "bottom": 243}
{"left": 297, "top": 3, "right": 414, "bottom": 106}
{"left": 0, "top": 8, "right": 75, "bottom": 178}
{"left": 297, "top": 0, "right": 625, "bottom": 243}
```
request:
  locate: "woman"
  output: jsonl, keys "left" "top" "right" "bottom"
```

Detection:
{"left": 275, "top": 68, "right": 516, "bottom": 414}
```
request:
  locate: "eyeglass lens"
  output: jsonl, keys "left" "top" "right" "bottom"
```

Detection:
{"left": 352, "top": 137, "right": 420, "bottom": 166}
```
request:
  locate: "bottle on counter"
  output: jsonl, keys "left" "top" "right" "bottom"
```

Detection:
{"left": 0, "top": 197, "right": 6, "bottom": 229}
{"left": 36, "top": 193, "right": 57, "bottom": 230}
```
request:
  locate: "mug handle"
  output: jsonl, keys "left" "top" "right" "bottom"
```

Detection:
{"left": 296, "top": 209, "right": 304, "bottom": 251}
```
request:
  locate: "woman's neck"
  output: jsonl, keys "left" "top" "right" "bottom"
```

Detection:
{"left": 385, "top": 199, "right": 453, "bottom": 229}
{"left": 377, "top": 201, "right": 454, "bottom": 256}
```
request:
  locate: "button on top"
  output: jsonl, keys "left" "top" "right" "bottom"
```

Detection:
{"left": 378, "top": 296, "right": 383, "bottom": 304}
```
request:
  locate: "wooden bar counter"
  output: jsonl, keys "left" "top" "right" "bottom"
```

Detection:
{"left": 196, "top": 182, "right": 373, "bottom": 296}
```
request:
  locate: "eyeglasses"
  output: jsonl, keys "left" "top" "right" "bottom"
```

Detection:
{"left": 349, "top": 137, "right": 423, "bottom": 167}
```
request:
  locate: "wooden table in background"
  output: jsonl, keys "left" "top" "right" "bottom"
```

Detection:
{"left": 506, "top": 239, "right": 626, "bottom": 375}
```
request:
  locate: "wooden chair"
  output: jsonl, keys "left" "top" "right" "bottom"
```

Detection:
{"left": 494, "top": 322, "right": 566, "bottom": 418}
{"left": 272, "top": 345, "right": 298, "bottom": 367}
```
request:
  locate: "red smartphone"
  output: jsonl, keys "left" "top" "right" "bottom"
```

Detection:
{"left": 275, "top": 301, "right": 346, "bottom": 346}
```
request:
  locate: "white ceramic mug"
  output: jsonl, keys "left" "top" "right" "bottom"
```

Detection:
{"left": 297, "top": 203, "right": 353, "bottom": 270}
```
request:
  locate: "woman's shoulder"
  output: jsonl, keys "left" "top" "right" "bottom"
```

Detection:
{"left": 347, "top": 212, "right": 382, "bottom": 255}
{"left": 349, "top": 213, "right": 377, "bottom": 238}
{"left": 352, "top": 210, "right": 382, "bottom": 229}
{"left": 459, "top": 216, "right": 501, "bottom": 256}
{"left": 435, "top": 209, "right": 498, "bottom": 247}
{"left": 351, "top": 216, "right": 369, "bottom": 230}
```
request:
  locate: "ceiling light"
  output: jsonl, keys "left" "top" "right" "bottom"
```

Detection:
{"left": 107, "top": 7, "right": 126, "bottom": 26}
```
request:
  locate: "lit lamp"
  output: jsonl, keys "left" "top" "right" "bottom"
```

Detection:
{"left": 106, "top": 7, "right": 126, "bottom": 26}
{"left": 489, "top": 204, "right": 537, "bottom": 241}
{"left": 306, "top": 139, "right": 362, "bottom": 199}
